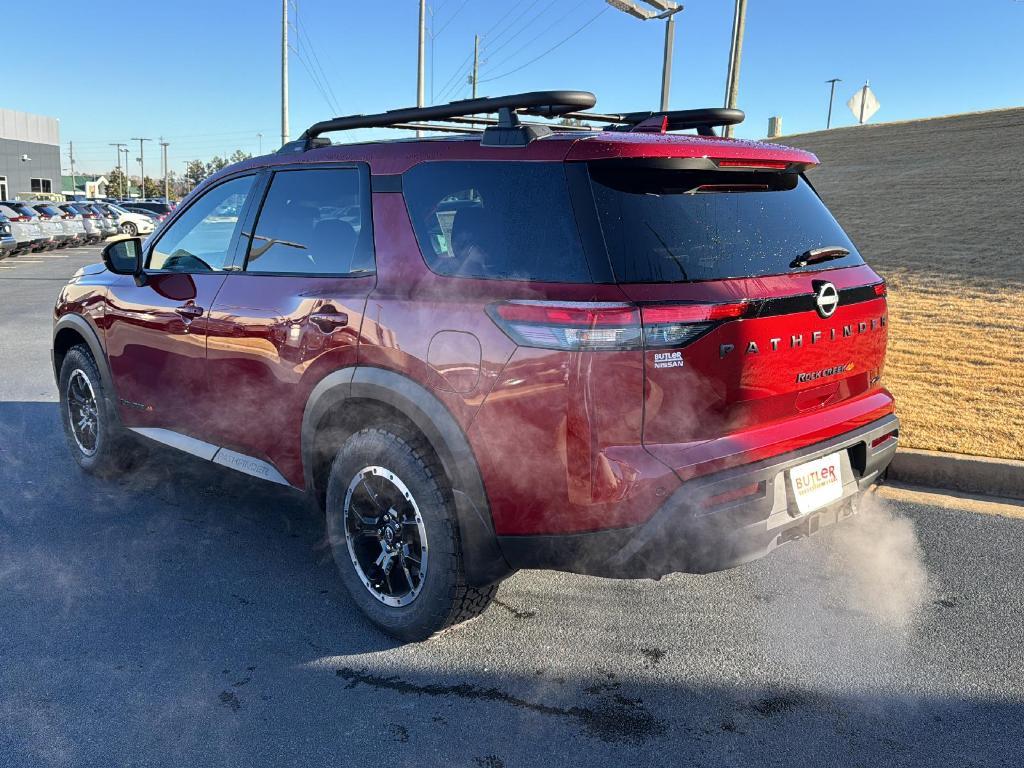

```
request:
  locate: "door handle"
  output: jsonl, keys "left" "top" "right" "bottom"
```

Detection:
{"left": 309, "top": 312, "right": 349, "bottom": 333}
{"left": 175, "top": 304, "right": 204, "bottom": 320}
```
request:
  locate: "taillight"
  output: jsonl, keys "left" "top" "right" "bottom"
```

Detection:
{"left": 488, "top": 300, "right": 749, "bottom": 351}
{"left": 10, "top": 215, "right": 29, "bottom": 222}
{"left": 873, "top": 282, "right": 887, "bottom": 297}
{"left": 641, "top": 302, "right": 748, "bottom": 348}
{"left": 488, "top": 301, "right": 642, "bottom": 351}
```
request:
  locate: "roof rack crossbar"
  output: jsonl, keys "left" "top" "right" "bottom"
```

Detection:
{"left": 283, "top": 90, "right": 597, "bottom": 152}
{"left": 559, "top": 107, "right": 745, "bottom": 136}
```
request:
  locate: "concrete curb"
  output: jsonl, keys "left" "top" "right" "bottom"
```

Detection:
{"left": 887, "top": 448, "right": 1024, "bottom": 501}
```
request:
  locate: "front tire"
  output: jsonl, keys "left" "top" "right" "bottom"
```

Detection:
{"left": 58, "top": 345, "right": 136, "bottom": 476}
{"left": 121, "top": 222, "right": 138, "bottom": 236}
{"left": 325, "top": 427, "right": 498, "bottom": 641}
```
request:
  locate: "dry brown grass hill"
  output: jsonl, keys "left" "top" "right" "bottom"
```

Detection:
{"left": 779, "top": 107, "right": 1024, "bottom": 460}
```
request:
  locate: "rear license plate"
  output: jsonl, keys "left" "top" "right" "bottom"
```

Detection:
{"left": 789, "top": 452, "right": 844, "bottom": 515}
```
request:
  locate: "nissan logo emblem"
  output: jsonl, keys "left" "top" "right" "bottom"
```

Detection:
{"left": 814, "top": 281, "right": 840, "bottom": 318}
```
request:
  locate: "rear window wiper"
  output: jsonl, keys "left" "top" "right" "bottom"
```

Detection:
{"left": 790, "top": 246, "right": 850, "bottom": 269}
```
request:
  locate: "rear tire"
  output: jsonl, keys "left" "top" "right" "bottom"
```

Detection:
{"left": 325, "top": 427, "right": 498, "bottom": 641}
{"left": 58, "top": 345, "right": 138, "bottom": 477}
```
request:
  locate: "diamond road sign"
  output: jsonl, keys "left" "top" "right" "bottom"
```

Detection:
{"left": 848, "top": 84, "right": 880, "bottom": 124}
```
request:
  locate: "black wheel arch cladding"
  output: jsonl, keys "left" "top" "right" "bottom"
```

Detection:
{"left": 302, "top": 365, "right": 512, "bottom": 587}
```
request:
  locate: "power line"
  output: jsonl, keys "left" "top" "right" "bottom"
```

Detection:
{"left": 484, "top": 0, "right": 545, "bottom": 49}
{"left": 483, "top": 0, "right": 589, "bottom": 75}
{"left": 291, "top": 0, "right": 341, "bottom": 114}
{"left": 289, "top": 42, "right": 338, "bottom": 114}
{"left": 481, "top": 4, "right": 520, "bottom": 39}
{"left": 434, "top": 46, "right": 477, "bottom": 102}
{"left": 433, "top": 0, "right": 470, "bottom": 37}
{"left": 479, "top": 7, "right": 608, "bottom": 83}
{"left": 482, "top": 2, "right": 560, "bottom": 61}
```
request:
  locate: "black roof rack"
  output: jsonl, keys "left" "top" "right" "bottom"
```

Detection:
{"left": 281, "top": 90, "right": 597, "bottom": 152}
{"left": 280, "top": 91, "right": 744, "bottom": 152}
{"left": 565, "top": 107, "right": 745, "bottom": 137}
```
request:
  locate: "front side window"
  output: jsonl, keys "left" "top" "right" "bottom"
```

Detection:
{"left": 403, "top": 161, "right": 594, "bottom": 282}
{"left": 149, "top": 175, "right": 254, "bottom": 272}
{"left": 244, "top": 168, "right": 373, "bottom": 275}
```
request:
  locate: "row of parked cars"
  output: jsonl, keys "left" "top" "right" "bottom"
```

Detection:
{"left": 0, "top": 199, "right": 175, "bottom": 258}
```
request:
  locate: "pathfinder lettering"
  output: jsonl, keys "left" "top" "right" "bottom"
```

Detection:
{"left": 720, "top": 315, "right": 886, "bottom": 358}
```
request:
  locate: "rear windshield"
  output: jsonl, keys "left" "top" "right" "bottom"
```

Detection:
{"left": 588, "top": 162, "right": 864, "bottom": 282}
{"left": 403, "top": 161, "right": 595, "bottom": 282}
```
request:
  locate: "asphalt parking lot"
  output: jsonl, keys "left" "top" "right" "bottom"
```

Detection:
{"left": 2, "top": 247, "right": 1023, "bottom": 768}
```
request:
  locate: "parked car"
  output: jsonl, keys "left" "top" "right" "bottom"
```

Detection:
{"left": 52, "top": 204, "right": 88, "bottom": 245}
{"left": 118, "top": 200, "right": 173, "bottom": 219}
{"left": 29, "top": 203, "right": 77, "bottom": 248}
{"left": 7, "top": 202, "right": 62, "bottom": 249}
{"left": 59, "top": 203, "right": 103, "bottom": 243}
{"left": 0, "top": 202, "right": 49, "bottom": 253}
{"left": 83, "top": 203, "right": 118, "bottom": 238}
{"left": 0, "top": 214, "right": 16, "bottom": 258}
{"left": 51, "top": 90, "right": 898, "bottom": 641}
{"left": 120, "top": 206, "right": 165, "bottom": 224}
{"left": 96, "top": 202, "right": 155, "bottom": 237}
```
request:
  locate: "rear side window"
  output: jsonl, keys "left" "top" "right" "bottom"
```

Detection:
{"left": 244, "top": 168, "right": 373, "bottom": 276}
{"left": 588, "top": 163, "right": 864, "bottom": 282}
{"left": 403, "top": 161, "right": 593, "bottom": 282}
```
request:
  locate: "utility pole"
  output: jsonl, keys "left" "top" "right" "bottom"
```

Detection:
{"left": 130, "top": 138, "right": 150, "bottom": 199}
{"left": 160, "top": 140, "right": 170, "bottom": 201}
{"left": 659, "top": 12, "right": 676, "bottom": 111}
{"left": 825, "top": 78, "right": 842, "bottom": 129}
{"left": 68, "top": 142, "right": 76, "bottom": 198}
{"left": 109, "top": 143, "right": 127, "bottom": 198}
{"left": 604, "top": 1, "right": 682, "bottom": 113}
{"left": 281, "top": 0, "right": 289, "bottom": 146}
{"left": 471, "top": 34, "right": 479, "bottom": 99}
{"left": 257, "top": 132, "right": 263, "bottom": 154}
{"left": 120, "top": 147, "right": 130, "bottom": 197}
{"left": 723, "top": 0, "right": 747, "bottom": 138}
{"left": 417, "top": 0, "right": 426, "bottom": 137}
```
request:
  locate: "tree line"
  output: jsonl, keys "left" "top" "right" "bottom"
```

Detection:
{"left": 104, "top": 149, "right": 254, "bottom": 200}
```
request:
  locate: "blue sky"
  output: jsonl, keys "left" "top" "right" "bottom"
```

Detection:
{"left": 7, "top": 0, "right": 1023, "bottom": 174}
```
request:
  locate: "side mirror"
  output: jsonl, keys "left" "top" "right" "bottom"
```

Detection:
{"left": 101, "top": 237, "right": 144, "bottom": 282}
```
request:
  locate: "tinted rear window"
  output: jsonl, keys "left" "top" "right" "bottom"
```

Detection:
{"left": 588, "top": 163, "right": 864, "bottom": 282}
{"left": 403, "top": 161, "right": 594, "bottom": 282}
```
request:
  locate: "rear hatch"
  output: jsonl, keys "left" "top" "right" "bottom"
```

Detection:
{"left": 583, "top": 157, "right": 890, "bottom": 478}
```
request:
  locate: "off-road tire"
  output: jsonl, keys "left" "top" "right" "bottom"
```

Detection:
{"left": 58, "top": 345, "right": 139, "bottom": 477}
{"left": 325, "top": 427, "right": 498, "bottom": 641}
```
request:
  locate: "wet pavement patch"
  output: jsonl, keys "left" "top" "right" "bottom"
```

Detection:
{"left": 336, "top": 667, "right": 666, "bottom": 745}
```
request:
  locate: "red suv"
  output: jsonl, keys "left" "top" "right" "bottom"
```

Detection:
{"left": 53, "top": 91, "right": 898, "bottom": 640}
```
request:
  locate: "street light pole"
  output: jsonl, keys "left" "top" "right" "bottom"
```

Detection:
{"left": 825, "top": 78, "right": 842, "bottom": 129}
{"left": 605, "top": 1, "right": 683, "bottom": 113}
{"left": 109, "top": 143, "right": 127, "bottom": 198}
{"left": 160, "top": 141, "right": 170, "bottom": 201}
{"left": 723, "top": 0, "right": 748, "bottom": 138}
{"left": 281, "top": 0, "right": 289, "bottom": 146}
{"left": 130, "top": 138, "right": 150, "bottom": 199}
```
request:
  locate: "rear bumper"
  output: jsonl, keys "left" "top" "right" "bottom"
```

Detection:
{"left": 497, "top": 414, "right": 899, "bottom": 578}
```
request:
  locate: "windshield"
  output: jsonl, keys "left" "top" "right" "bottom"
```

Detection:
{"left": 588, "top": 162, "right": 864, "bottom": 282}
